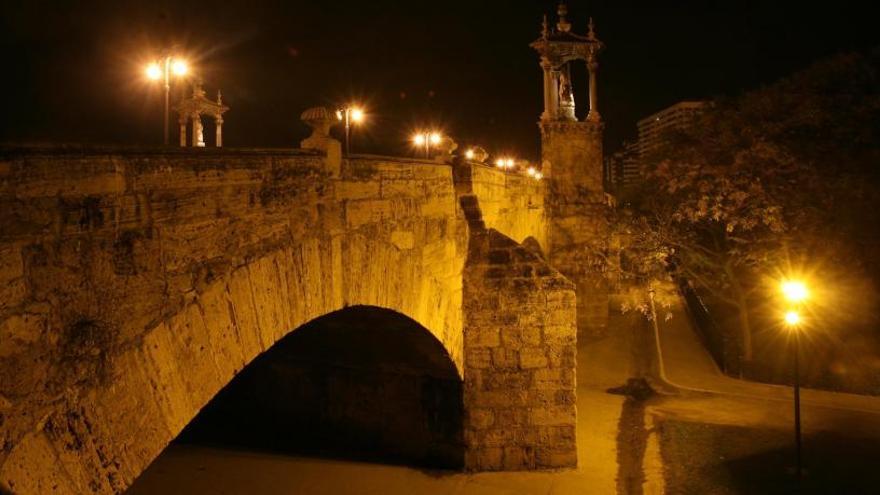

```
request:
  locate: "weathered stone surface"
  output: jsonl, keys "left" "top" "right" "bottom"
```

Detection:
{"left": 462, "top": 220, "right": 577, "bottom": 471}
{"left": 0, "top": 148, "right": 470, "bottom": 494}
{"left": 0, "top": 146, "right": 583, "bottom": 492}
{"left": 541, "top": 121, "right": 611, "bottom": 338}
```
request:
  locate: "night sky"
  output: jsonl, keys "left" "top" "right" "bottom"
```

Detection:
{"left": 1, "top": 0, "right": 877, "bottom": 159}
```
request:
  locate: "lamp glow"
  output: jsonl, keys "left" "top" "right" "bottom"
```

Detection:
{"left": 430, "top": 132, "right": 442, "bottom": 145}
{"left": 465, "top": 149, "right": 475, "bottom": 160}
{"left": 413, "top": 134, "right": 426, "bottom": 145}
{"left": 146, "top": 63, "right": 162, "bottom": 80}
{"left": 171, "top": 60, "right": 188, "bottom": 76}
{"left": 784, "top": 310, "right": 801, "bottom": 327}
{"left": 350, "top": 108, "right": 364, "bottom": 123}
{"left": 782, "top": 280, "right": 808, "bottom": 303}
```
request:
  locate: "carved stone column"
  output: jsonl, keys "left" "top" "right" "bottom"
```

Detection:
{"left": 587, "top": 59, "right": 600, "bottom": 122}
{"left": 178, "top": 117, "right": 187, "bottom": 147}
{"left": 215, "top": 118, "right": 223, "bottom": 147}
{"left": 541, "top": 59, "right": 553, "bottom": 121}
{"left": 549, "top": 69, "right": 560, "bottom": 120}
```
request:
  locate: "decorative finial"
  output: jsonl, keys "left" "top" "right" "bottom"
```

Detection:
{"left": 193, "top": 79, "right": 206, "bottom": 98}
{"left": 541, "top": 14, "right": 549, "bottom": 38}
{"left": 217, "top": 90, "right": 222, "bottom": 105}
{"left": 556, "top": 2, "right": 571, "bottom": 33}
{"left": 587, "top": 17, "right": 596, "bottom": 40}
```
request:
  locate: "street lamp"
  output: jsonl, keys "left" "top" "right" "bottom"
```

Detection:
{"left": 412, "top": 131, "right": 442, "bottom": 158}
{"left": 145, "top": 55, "right": 189, "bottom": 145}
{"left": 336, "top": 106, "right": 365, "bottom": 155}
{"left": 495, "top": 157, "right": 515, "bottom": 170}
{"left": 781, "top": 279, "right": 809, "bottom": 481}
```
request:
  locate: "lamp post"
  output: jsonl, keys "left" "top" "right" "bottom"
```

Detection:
{"left": 781, "top": 279, "right": 809, "bottom": 481}
{"left": 336, "top": 106, "right": 364, "bottom": 155}
{"left": 412, "top": 131, "right": 442, "bottom": 158}
{"left": 145, "top": 56, "right": 189, "bottom": 145}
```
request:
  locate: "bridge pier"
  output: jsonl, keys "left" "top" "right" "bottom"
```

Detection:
{"left": 463, "top": 228, "right": 578, "bottom": 470}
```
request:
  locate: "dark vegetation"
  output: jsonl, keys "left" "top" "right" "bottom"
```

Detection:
{"left": 659, "top": 419, "right": 880, "bottom": 494}
{"left": 619, "top": 50, "right": 880, "bottom": 393}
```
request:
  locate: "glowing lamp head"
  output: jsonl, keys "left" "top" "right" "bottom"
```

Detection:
{"left": 526, "top": 166, "right": 536, "bottom": 177}
{"left": 534, "top": 171, "right": 543, "bottom": 180}
{"left": 495, "top": 158, "right": 505, "bottom": 168}
{"left": 430, "top": 132, "right": 442, "bottom": 145}
{"left": 145, "top": 63, "right": 162, "bottom": 80}
{"left": 171, "top": 59, "right": 188, "bottom": 76}
{"left": 781, "top": 280, "right": 808, "bottom": 303}
{"left": 784, "top": 310, "right": 801, "bottom": 327}
{"left": 350, "top": 108, "right": 364, "bottom": 123}
{"left": 465, "top": 149, "right": 475, "bottom": 160}
{"left": 505, "top": 158, "right": 515, "bottom": 168}
{"left": 412, "top": 133, "right": 426, "bottom": 146}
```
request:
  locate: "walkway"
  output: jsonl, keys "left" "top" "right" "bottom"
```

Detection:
{"left": 655, "top": 296, "right": 880, "bottom": 411}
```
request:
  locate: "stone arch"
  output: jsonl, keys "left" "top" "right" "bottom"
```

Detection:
{"left": 1, "top": 231, "right": 464, "bottom": 494}
{"left": 144, "top": 305, "right": 463, "bottom": 477}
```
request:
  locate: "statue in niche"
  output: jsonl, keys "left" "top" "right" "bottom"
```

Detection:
{"left": 558, "top": 69, "right": 576, "bottom": 121}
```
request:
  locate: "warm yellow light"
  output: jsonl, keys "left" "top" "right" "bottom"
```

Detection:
{"left": 527, "top": 166, "right": 536, "bottom": 177}
{"left": 505, "top": 158, "right": 515, "bottom": 168}
{"left": 145, "top": 63, "right": 162, "bottom": 80}
{"left": 534, "top": 171, "right": 543, "bottom": 180}
{"left": 430, "top": 132, "right": 442, "bottom": 145}
{"left": 495, "top": 158, "right": 505, "bottom": 168}
{"left": 465, "top": 149, "right": 475, "bottom": 160}
{"left": 412, "top": 133, "right": 426, "bottom": 145}
{"left": 350, "top": 108, "right": 364, "bottom": 123}
{"left": 784, "top": 310, "right": 801, "bottom": 327}
{"left": 171, "top": 59, "right": 188, "bottom": 76}
{"left": 781, "top": 280, "right": 808, "bottom": 303}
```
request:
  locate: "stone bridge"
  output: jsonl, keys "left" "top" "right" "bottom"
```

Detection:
{"left": 0, "top": 145, "right": 598, "bottom": 494}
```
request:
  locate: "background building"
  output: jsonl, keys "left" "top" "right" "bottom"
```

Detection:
{"left": 635, "top": 100, "right": 708, "bottom": 159}
{"left": 605, "top": 140, "right": 639, "bottom": 190}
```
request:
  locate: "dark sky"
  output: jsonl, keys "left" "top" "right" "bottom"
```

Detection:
{"left": 1, "top": 0, "right": 878, "bottom": 159}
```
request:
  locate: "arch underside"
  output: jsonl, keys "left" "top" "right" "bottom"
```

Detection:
{"left": 171, "top": 305, "right": 464, "bottom": 470}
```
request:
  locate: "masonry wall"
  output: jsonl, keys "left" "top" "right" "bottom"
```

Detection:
{"left": 462, "top": 228, "right": 578, "bottom": 470}
{"left": 541, "top": 122, "right": 611, "bottom": 337}
{"left": 467, "top": 165, "right": 547, "bottom": 252}
{"left": 0, "top": 147, "right": 466, "bottom": 494}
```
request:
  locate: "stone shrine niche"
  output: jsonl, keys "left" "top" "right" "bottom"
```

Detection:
{"left": 530, "top": 2, "right": 604, "bottom": 124}
{"left": 175, "top": 81, "right": 229, "bottom": 147}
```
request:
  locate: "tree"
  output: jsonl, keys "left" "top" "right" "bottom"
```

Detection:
{"left": 619, "top": 51, "right": 880, "bottom": 369}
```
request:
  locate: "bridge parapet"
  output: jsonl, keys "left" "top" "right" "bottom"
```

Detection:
{"left": 455, "top": 162, "right": 547, "bottom": 253}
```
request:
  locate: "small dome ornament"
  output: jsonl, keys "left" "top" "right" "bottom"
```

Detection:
{"left": 300, "top": 106, "right": 334, "bottom": 127}
{"left": 300, "top": 106, "right": 335, "bottom": 141}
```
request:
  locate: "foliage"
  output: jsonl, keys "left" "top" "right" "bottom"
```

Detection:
{"left": 616, "top": 51, "right": 880, "bottom": 363}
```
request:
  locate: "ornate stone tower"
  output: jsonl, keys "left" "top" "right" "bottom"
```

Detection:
{"left": 532, "top": 3, "right": 609, "bottom": 336}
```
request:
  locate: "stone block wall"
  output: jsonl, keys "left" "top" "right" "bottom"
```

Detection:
{"left": 462, "top": 223, "right": 577, "bottom": 471}
{"left": 540, "top": 121, "right": 604, "bottom": 203}
{"left": 466, "top": 164, "right": 547, "bottom": 252}
{"left": 540, "top": 121, "right": 611, "bottom": 337}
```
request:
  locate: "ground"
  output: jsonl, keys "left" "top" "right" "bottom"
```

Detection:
{"left": 126, "top": 299, "right": 880, "bottom": 494}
